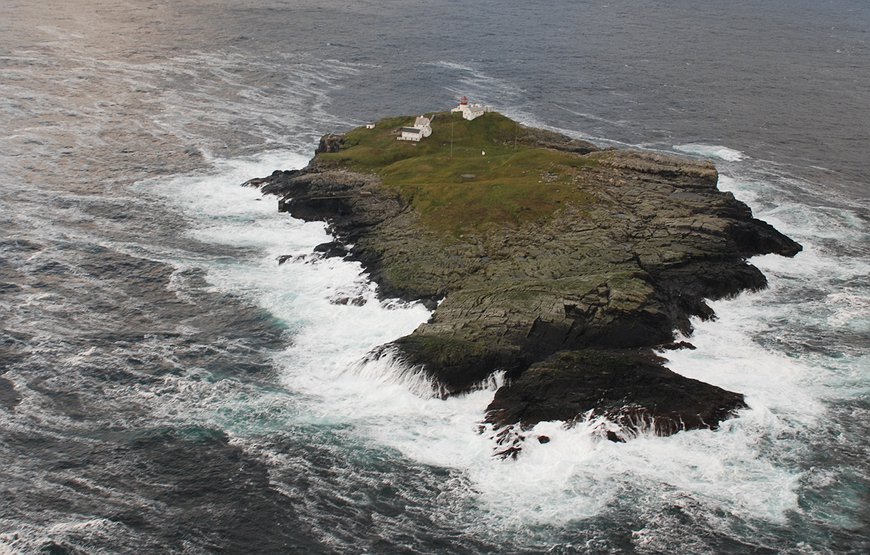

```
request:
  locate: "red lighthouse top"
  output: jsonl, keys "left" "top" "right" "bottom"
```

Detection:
{"left": 460, "top": 96, "right": 468, "bottom": 105}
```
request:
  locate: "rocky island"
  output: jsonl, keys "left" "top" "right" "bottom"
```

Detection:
{"left": 244, "top": 110, "right": 801, "bottom": 455}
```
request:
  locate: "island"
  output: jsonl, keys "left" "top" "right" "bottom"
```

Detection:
{"left": 243, "top": 107, "right": 801, "bottom": 456}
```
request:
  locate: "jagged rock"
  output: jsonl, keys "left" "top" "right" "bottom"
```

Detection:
{"left": 484, "top": 349, "right": 746, "bottom": 435}
{"left": 315, "top": 134, "right": 345, "bottom": 154}
{"left": 245, "top": 116, "right": 801, "bottom": 448}
{"left": 330, "top": 295, "right": 367, "bottom": 307}
{"left": 659, "top": 341, "right": 697, "bottom": 351}
{"left": 518, "top": 127, "right": 601, "bottom": 155}
{"left": 313, "top": 241, "right": 349, "bottom": 259}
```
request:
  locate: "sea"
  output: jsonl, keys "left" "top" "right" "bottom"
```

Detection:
{"left": 1, "top": 1, "right": 867, "bottom": 553}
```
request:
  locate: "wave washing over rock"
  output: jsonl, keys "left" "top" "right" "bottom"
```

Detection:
{"left": 244, "top": 111, "right": 802, "bottom": 456}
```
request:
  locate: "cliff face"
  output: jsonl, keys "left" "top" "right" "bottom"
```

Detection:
{"left": 245, "top": 114, "right": 801, "bottom": 453}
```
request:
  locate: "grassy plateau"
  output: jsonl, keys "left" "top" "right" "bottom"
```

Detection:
{"left": 315, "top": 112, "right": 597, "bottom": 235}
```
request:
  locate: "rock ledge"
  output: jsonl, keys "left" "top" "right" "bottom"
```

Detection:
{"left": 245, "top": 112, "right": 801, "bottom": 452}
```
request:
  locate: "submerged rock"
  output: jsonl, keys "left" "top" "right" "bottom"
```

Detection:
{"left": 313, "top": 241, "right": 350, "bottom": 259}
{"left": 246, "top": 111, "right": 801, "bottom": 451}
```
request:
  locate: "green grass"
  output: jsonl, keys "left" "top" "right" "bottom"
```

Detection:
{"left": 317, "top": 111, "right": 598, "bottom": 235}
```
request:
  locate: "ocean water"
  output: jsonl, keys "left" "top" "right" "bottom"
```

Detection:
{"left": 1, "top": 1, "right": 867, "bottom": 553}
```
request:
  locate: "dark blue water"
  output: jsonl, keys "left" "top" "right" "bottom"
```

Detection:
{"left": 1, "top": 1, "right": 867, "bottom": 553}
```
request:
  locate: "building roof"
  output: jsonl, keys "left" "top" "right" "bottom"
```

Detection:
{"left": 400, "top": 127, "right": 422, "bottom": 134}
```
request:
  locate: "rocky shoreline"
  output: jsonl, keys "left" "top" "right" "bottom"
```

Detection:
{"left": 244, "top": 116, "right": 801, "bottom": 454}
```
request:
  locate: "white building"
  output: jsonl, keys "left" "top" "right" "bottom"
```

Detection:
{"left": 397, "top": 115, "right": 433, "bottom": 142}
{"left": 451, "top": 96, "right": 488, "bottom": 121}
{"left": 414, "top": 116, "right": 432, "bottom": 136}
{"left": 399, "top": 127, "right": 423, "bottom": 141}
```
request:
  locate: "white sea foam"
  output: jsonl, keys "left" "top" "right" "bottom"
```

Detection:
{"left": 145, "top": 150, "right": 867, "bottom": 539}
{"left": 674, "top": 143, "right": 746, "bottom": 162}
{"left": 0, "top": 517, "right": 162, "bottom": 555}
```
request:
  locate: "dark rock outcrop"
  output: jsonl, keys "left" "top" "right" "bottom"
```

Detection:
{"left": 517, "top": 126, "right": 601, "bottom": 155}
{"left": 484, "top": 349, "right": 745, "bottom": 435}
{"left": 313, "top": 241, "right": 350, "bottom": 259}
{"left": 315, "top": 134, "right": 345, "bottom": 154}
{"left": 247, "top": 122, "right": 801, "bottom": 453}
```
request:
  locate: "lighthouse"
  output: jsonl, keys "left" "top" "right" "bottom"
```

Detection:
{"left": 451, "top": 96, "right": 487, "bottom": 121}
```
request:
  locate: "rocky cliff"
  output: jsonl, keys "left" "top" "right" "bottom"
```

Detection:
{"left": 244, "top": 112, "right": 801, "bottom": 455}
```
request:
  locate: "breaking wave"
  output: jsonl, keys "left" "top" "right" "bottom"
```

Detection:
{"left": 674, "top": 143, "right": 746, "bottom": 161}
